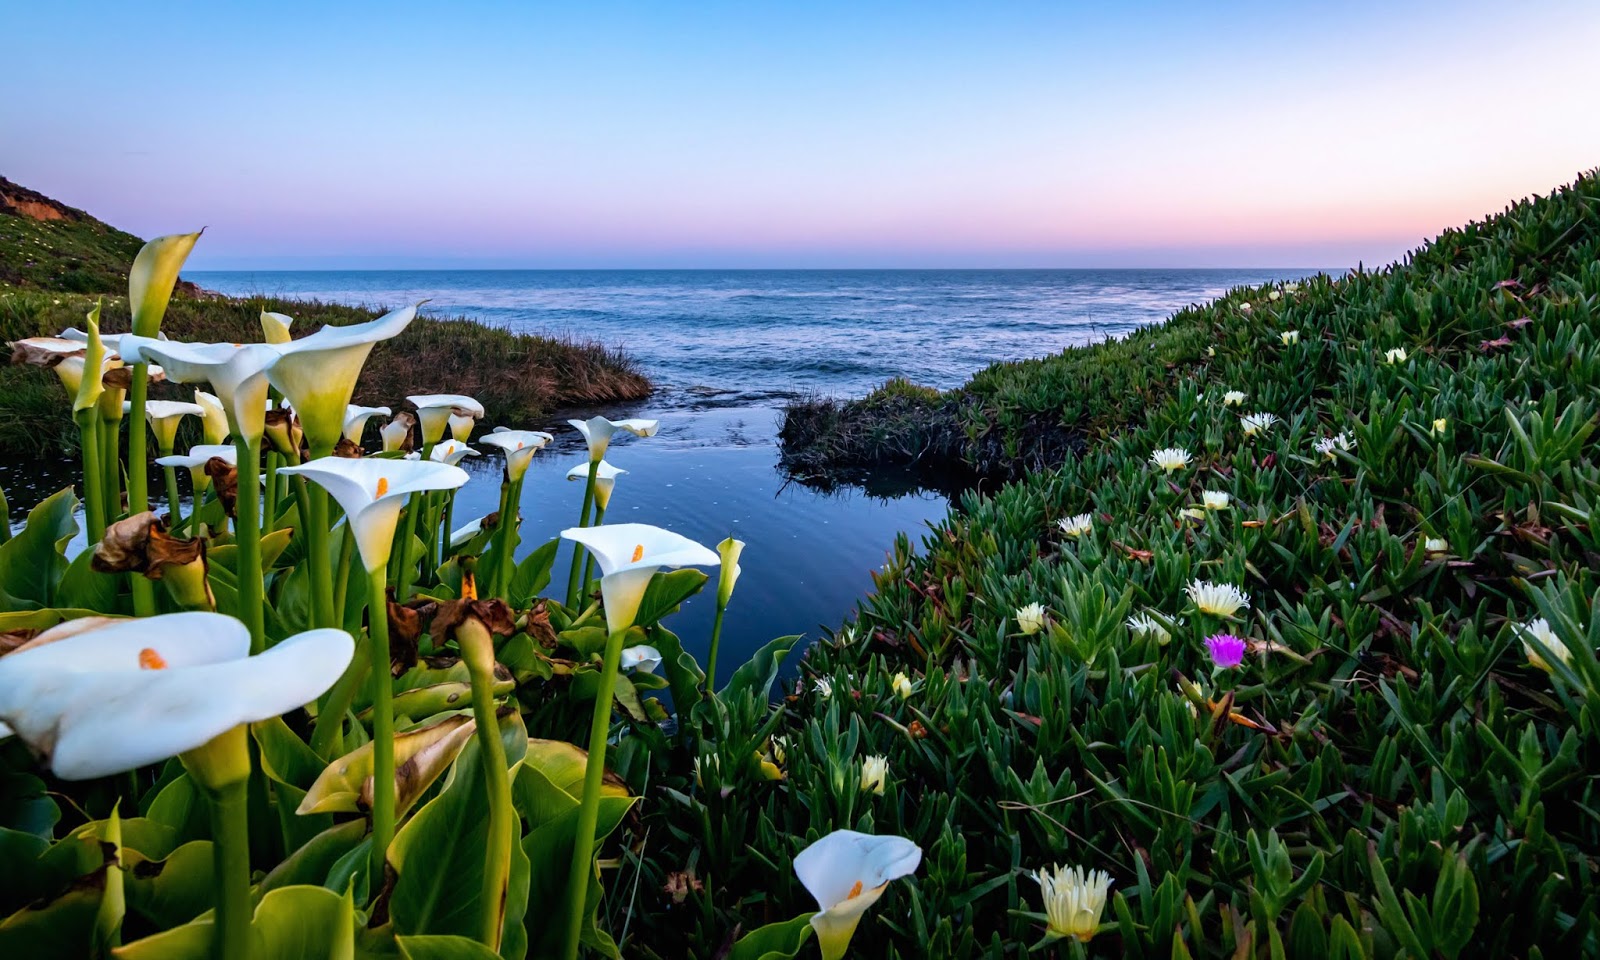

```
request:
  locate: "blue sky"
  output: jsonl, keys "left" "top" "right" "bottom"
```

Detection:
{"left": 4, "top": 1, "right": 1598, "bottom": 269}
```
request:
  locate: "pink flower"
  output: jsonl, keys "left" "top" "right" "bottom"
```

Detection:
{"left": 1205, "top": 634, "right": 1247, "bottom": 670}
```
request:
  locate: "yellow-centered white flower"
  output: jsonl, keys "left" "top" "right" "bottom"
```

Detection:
{"left": 1432, "top": 418, "right": 1448, "bottom": 436}
{"left": 716, "top": 536, "right": 745, "bottom": 608}
{"left": 195, "top": 390, "right": 230, "bottom": 445}
{"left": 1149, "top": 447, "right": 1192, "bottom": 472}
{"left": 343, "top": 405, "right": 391, "bottom": 445}
{"left": 891, "top": 672, "right": 913, "bottom": 699}
{"left": 1186, "top": 579, "right": 1250, "bottom": 617}
{"left": 1520, "top": 618, "right": 1572, "bottom": 673}
{"left": 1036, "top": 864, "right": 1112, "bottom": 942}
{"left": 1057, "top": 513, "right": 1093, "bottom": 538}
{"left": 1423, "top": 537, "right": 1449, "bottom": 557}
{"left": 279, "top": 457, "right": 469, "bottom": 572}
{"left": 860, "top": 755, "right": 888, "bottom": 795}
{"left": 1016, "top": 602, "right": 1046, "bottom": 636}
{"left": 565, "top": 459, "right": 627, "bottom": 511}
{"left": 793, "top": 830, "right": 922, "bottom": 960}
{"left": 140, "top": 400, "right": 205, "bottom": 453}
{"left": 568, "top": 415, "right": 660, "bottom": 462}
{"left": 157, "top": 444, "right": 237, "bottom": 493}
{"left": 1201, "top": 491, "right": 1231, "bottom": 511}
{"left": 1222, "top": 390, "right": 1246, "bottom": 407}
{"left": 259, "top": 311, "right": 294, "bottom": 344}
{"left": 0, "top": 612, "right": 351, "bottom": 780}
{"left": 119, "top": 338, "right": 280, "bottom": 444}
{"left": 268, "top": 305, "right": 418, "bottom": 453}
{"left": 1240, "top": 412, "right": 1279, "bottom": 437}
{"left": 408, "top": 394, "right": 484, "bottom": 446}
{"left": 429, "top": 439, "right": 480, "bottom": 467}
{"left": 1280, "top": 330, "right": 1299, "bottom": 345}
{"left": 1126, "top": 612, "right": 1176, "bottom": 644}
{"left": 619, "top": 645, "right": 663, "bottom": 674}
{"left": 1313, "top": 432, "right": 1356, "bottom": 459}
{"left": 1385, "top": 347, "right": 1409, "bottom": 364}
{"left": 481, "top": 428, "right": 554, "bottom": 482}
{"left": 558, "top": 522, "right": 719, "bottom": 634}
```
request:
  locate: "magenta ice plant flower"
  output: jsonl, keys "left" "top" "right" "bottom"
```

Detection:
{"left": 1205, "top": 633, "right": 1247, "bottom": 670}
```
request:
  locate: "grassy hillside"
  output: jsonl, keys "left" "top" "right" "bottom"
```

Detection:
{"left": 631, "top": 172, "right": 1600, "bottom": 956}
{"left": 0, "top": 177, "right": 650, "bottom": 455}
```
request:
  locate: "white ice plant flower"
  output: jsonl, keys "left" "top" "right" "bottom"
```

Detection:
{"left": 793, "top": 830, "right": 923, "bottom": 960}
{"left": 1280, "top": 329, "right": 1299, "bottom": 345}
{"left": 342, "top": 404, "right": 391, "bottom": 445}
{"left": 1125, "top": 612, "right": 1174, "bottom": 645}
{"left": 891, "top": 672, "right": 913, "bottom": 699}
{"left": 279, "top": 457, "right": 470, "bottom": 572}
{"left": 558, "top": 522, "right": 720, "bottom": 634}
{"left": 1149, "top": 447, "right": 1192, "bottom": 473}
{"left": 1520, "top": 618, "right": 1572, "bottom": 673}
{"left": 1385, "top": 347, "right": 1409, "bottom": 364}
{"left": 408, "top": 394, "right": 485, "bottom": 447}
{"left": 618, "top": 645, "right": 663, "bottom": 674}
{"left": 860, "top": 755, "right": 889, "bottom": 795}
{"left": 1185, "top": 579, "right": 1251, "bottom": 618}
{"left": 480, "top": 428, "right": 554, "bottom": 482}
{"left": 568, "top": 415, "right": 660, "bottom": 462}
{"left": 1036, "top": 864, "right": 1113, "bottom": 943}
{"left": 1201, "top": 491, "right": 1231, "bottom": 511}
{"left": 1313, "top": 432, "right": 1356, "bottom": 460}
{"left": 1424, "top": 537, "right": 1449, "bottom": 557}
{"left": 1057, "top": 513, "right": 1093, "bottom": 538}
{"left": 564, "top": 459, "right": 628, "bottom": 510}
{"left": 814, "top": 676, "right": 834, "bottom": 698}
{"left": 0, "top": 613, "right": 352, "bottom": 780}
{"left": 1222, "top": 390, "right": 1246, "bottom": 407}
{"left": 1016, "top": 602, "right": 1046, "bottom": 636}
{"left": 1432, "top": 418, "right": 1448, "bottom": 437}
{"left": 1240, "top": 412, "right": 1279, "bottom": 437}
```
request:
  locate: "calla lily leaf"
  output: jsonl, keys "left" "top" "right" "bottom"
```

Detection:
{"left": 298, "top": 713, "right": 478, "bottom": 817}
{"left": 633, "top": 569, "right": 710, "bottom": 629}
{"left": 122, "top": 840, "right": 215, "bottom": 931}
{"left": 508, "top": 537, "right": 561, "bottom": 608}
{"left": 646, "top": 625, "right": 705, "bottom": 721}
{"left": 128, "top": 232, "right": 201, "bottom": 338}
{"left": 725, "top": 912, "right": 818, "bottom": 960}
{"left": 207, "top": 528, "right": 294, "bottom": 576}
{"left": 256, "top": 819, "right": 367, "bottom": 900}
{"left": 112, "top": 883, "right": 355, "bottom": 960}
{"left": 0, "top": 487, "right": 77, "bottom": 611}
{"left": 717, "top": 634, "right": 803, "bottom": 702}
{"left": 396, "top": 935, "right": 504, "bottom": 960}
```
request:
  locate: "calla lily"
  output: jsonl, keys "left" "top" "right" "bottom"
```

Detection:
{"left": 564, "top": 459, "right": 627, "bottom": 510}
{"left": 567, "top": 415, "right": 659, "bottom": 462}
{"left": 279, "top": 456, "right": 469, "bottom": 572}
{"left": 259, "top": 310, "right": 294, "bottom": 344}
{"left": 448, "top": 412, "right": 476, "bottom": 442}
{"left": 619, "top": 645, "right": 663, "bottom": 674}
{"left": 140, "top": 400, "right": 205, "bottom": 453}
{"left": 129, "top": 232, "right": 202, "bottom": 337}
{"left": 157, "top": 444, "right": 236, "bottom": 494}
{"left": 0, "top": 612, "right": 351, "bottom": 780}
{"left": 716, "top": 537, "right": 745, "bottom": 608}
{"left": 381, "top": 411, "right": 417, "bottom": 452}
{"left": 429, "top": 439, "right": 481, "bottom": 467}
{"left": 409, "top": 394, "right": 485, "bottom": 447}
{"left": 269, "top": 305, "right": 419, "bottom": 454}
{"left": 195, "top": 390, "right": 230, "bottom": 445}
{"left": 793, "top": 830, "right": 923, "bottom": 960}
{"left": 559, "top": 522, "right": 720, "bottom": 634}
{"left": 481, "top": 428, "right": 554, "bottom": 482}
{"left": 8, "top": 336, "right": 91, "bottom": 399}
{"left": 119, "top": 338, "right": 279, "bottom": 443}
{"left": 343, "top": 404, "right": 391, "bottom": 445}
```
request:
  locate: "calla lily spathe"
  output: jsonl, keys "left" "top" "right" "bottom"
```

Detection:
{"left": 157, "top": 444, "right": 236, "bottom": 493}
{"left": 409, "top": 394, "right": 485, "bottom": 446}
{"left": 259, "top": 310, "right": 294, "bottom": 344}
{"left": 448, "top": 412, "right": 476, "bottom": 442}
{"left": 279, "top": 456, "right": 469, "bottom": 572}
{"left": 716, "top": 537, "right": 745, "bottom": 608}
{"left": 268, "top": 304, "right": 418, "bottom": 453}
{"left": 120, "top": 337, "right": 280, "bottom": 443}
{"left": 793, "top": 830, "right": 923, "bottom": 960}
{"left": 481, "top": 428, "right": 554, "bottom": 481}
{"left": 140, "top": 400, "right": 205, "bottom": 453}
{"left": 619, "top": 645, "right": 663, "bottom": 674}
{"left": 429, "top": 440, "right": 481, "bottom": 466}
{"left": 129, "top": 231, "right": 202, "bottom": 337}
{"left": 564, "top": 459, "right": 627, "bottom": 509}
{"left": 559, "top": 522, "right": 719, "bottom": 634}
{"left": 568, "top": 415, "right": 660, "bottom": 462}
{"left": 343, "top": 404, "right": 391, "bottom": 444}
{"left": 0, "top": 612, "right": 351, "bottom": 780}
{"left": 195, "top": 390, "right": 230, "bottom": 444}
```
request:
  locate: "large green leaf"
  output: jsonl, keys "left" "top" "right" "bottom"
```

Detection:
{"left": 258, "top": 820, "right": 368, "bottom": 898}
{"left": 0, "top": 771, "right": 60, "bottom": 839}
{"left": 726, "top": 913, "right": 817, "bottom": 960}
{"left": 397, "top": 936, "right": 503, "bottom": 960}
{"left": 508, "top": 537, "right": 560, "bottom": 608}
{"left": 0, "top": 487, "right": 77, "bottom": 609}
{"left": 252, "top": 716, "right": 336, "bottom": 850}
{"left": 55, "top": 547, "right": 121, "bottom": 613}
{"left": 113, "top": 884, "right": 357, "bottom": 960}
{"left": 0, "top": 608, "right": 115, "bottom": 633}
{"left": 633, "top": 568, "right": 708, "bottom": 629}
{"left": 647, "top": 625, "right": 704, "bottom": 719}
{"left": 718, "top": 634, "right": 802, "bottom": 702}
{"left": 0, "top": 862, "right": 110, "bottom": 959}
{"left": 124, "top": 840, "right": 215, "bottom": 930}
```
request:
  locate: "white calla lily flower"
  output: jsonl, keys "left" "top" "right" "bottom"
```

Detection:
{"left": 268, "top": 304, "right": 418, "bottom": 453}
{"left": 716, "top": 537, "right": 745, "bottom": 608}
{"left": 380, "top": 414, "right": 414, "bottom": 452}
{"left": 559, "top": 522, "right": 719, "bottom": 634}
{"left": 194, "top": 390, "right": 230, "bottom": 445}
{"left": 564, "top": 459, "right": 627, "bottom": 510}
{"left": 119, "top": 338, "right": 280, "bottom": 443}
{"left": 793, "top": 830, "right": 923, "bottom": 960}
{"left": 567, "top": 415, "right": 660, "bottom": 462}
{"left": 449, "top": 517, "right": 485, "bottom": 549}
{"left": 619, "top": 645, "right": 663, "bottom": 674}
{"left": 0, "top": 612, "right": 351, "bottom": 780}
{"left": 141, "top": 400, "right": 205, "bottom": 453}
{"left": 259, "top": 311, "right": 294, "bottom": 344}
{"left": 128, "top": 232, "right": 202, "bottom": 337}
{"left": 157, "top": 443, "right": 236, "bottom": 494}
{"left": 429, "top": 440, "right": 480, "bottom": 467}
{"left": 447, "top": 412, "right": 476, "bottom": 442}
{"left": 481, "top": 428, "right": 554, "bottom": 481}
{"left": 279, "top": 457, "right": 469, "bottom": 572}
{"left": 343, "top": 404, "right": 391, "bottom": 445}
{"left": 408, "top": 394, "right": 485, "bottom": 446}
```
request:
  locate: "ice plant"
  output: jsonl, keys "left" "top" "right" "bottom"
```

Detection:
{"left": 793, "top": 830, "right": 923, "bottom": 960}
{"left": 1126, "top": 612, "right": 1174, "bottom": 645}
{"left": 0, "top": 612, "right": 350, "bottom": 960}
{"left": 1432, "top": 417, "right": 1449, "bottom": 436}
{"left": 1057, "top": 513, "right": 1093, "bottom": 538}
{"left": 815, "top": 676, "right": 835, "bottom": 698}
{"left": 1314, "top": 432, "right": 1356, "bottom": 459}
{"left": 1386, "top": 347, "right": 1409, "bottom": 364}
{"left": 408, "top": 394, "right": 484, "bottom": 449}
{"left": 704, "top": 535, "right": 745, "bottom": 687}
{"left": 1205, "top": 633, "right": 1247, "bottom": 670}
{"left": 860, "top": 755, "right": 889, "bottom": 795}
{"left": 1016, "top": 602, "right": 1046, "bottom": 636}
{"left": 1240, "top": 412, "right": 1279, "bottom": 437}
{"left": 1280, "top": 329, "right": 1299, "bottom": 345}
{"left": 557, "top": 523, "right": 718, "bottom": 960}
{"left": 1520, "top": 618, "right": 1572, "bottom": 673}
{"left": 1222, "top": 390, "right": 1246, "bottom": 407}
{"left": 1201, "top": 491, "right": 1231, "bottom": 511}
{"left": 481, "top": 428, "right": 554, "bottom": 482}
{"left": 892, "top": 672, "right": 913, "bottom": 699}
{"left": 1186, "top": 579, "right": 1250, "bottom": 618}
{"left": 279, "top": 456, "right": 469, "bottom": 881}
{"left": 343, "top": 404, "right": 391, "bottom": 445}
{"left": 1035, "top": 864, "right": 1112, "bottom": 943}
{"left": 1424, "top": 537, "right": 1449, "bottom": 558}
{"left": 1149, "top": 447, "right": 1192, "bottom": 472}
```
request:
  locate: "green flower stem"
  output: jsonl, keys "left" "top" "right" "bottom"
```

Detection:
{"left": 706, "top": 601, "right": 728, "bottom": 692}
{"left": 564, "top": 462, "right": 599, "bottom": 608}
{"left": 366, "top": 564, "right": 397, "bottom": 886}
{"left": 560, "top": 623, "right": 627, "bottom": 960}
{"left": 99, "top": 414, "right": 121, "bottom": 523}
{"left": 395, "top": 496, "right": 421, "bottom": 601}
{"left": 424, "top": 492, "right": 442, "bottom": 580}
{"left": 0, "top": 484, "right": 11, "bottom": 545}
{"left": 207, "top": 779, "right": 252, "bottom": 960}
{"left": 333, "top": 523, "right": 355, "bottom": 627}
{"left": 126, "top": 365, "right": 151, "bottom": 512}
{"left": 463, "top": 633, "right": 514, "bottom": 950}
{"left": 263, "top": 452, "right": 279, "bottom": 532}
{"left": 441, "top": 490, "right": 456, "bottom": 565}
{"left": 496, "top": 478, "right": 526, "bottom": 601}
{"left": 162, "top": 462, "right": 183, "bottom": 529}
{"left": 306, "top": 486, "right": 336, "bottom": 629}
{"left": 488, "top": 482, "right": 512, "bottom": 600}
{"left": 234, "top": 436, "right": 265, "bottom": 652}
{"left": 309, "top": 625, "right": 368, "bottom": 760}
{"left": 75, "top": 410, "right": 106, "bottom": 544}
{"left": 579, "top": 501, "right": 607, "bottom": 598}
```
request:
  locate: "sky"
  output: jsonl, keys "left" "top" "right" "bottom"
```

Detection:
{"left": 3, "top": 1, "right": 1598, "bottom": 270}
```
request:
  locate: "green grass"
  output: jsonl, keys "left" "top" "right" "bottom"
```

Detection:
{"left": 631, "top": 171, "right": 1600, "bottom": 957}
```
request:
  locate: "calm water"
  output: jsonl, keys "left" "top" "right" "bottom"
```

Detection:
{"left": 11, "top": 269, "right": 1316, "bottom": 680}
